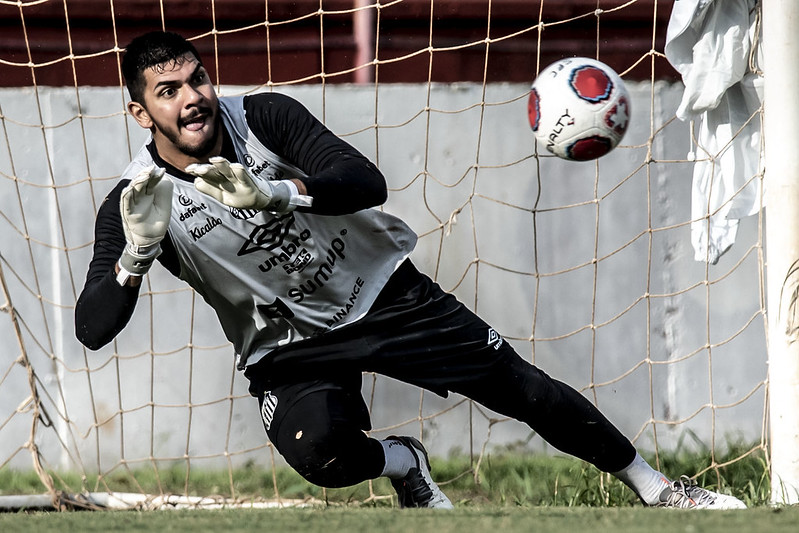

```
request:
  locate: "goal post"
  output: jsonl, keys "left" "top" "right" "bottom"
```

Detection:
{"left": 763, "top": 0, "right": 799, "bottom": 506}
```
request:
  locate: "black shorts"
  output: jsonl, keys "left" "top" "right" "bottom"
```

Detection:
{"left": 248, "top": 259, "right": 554, "bottom": 430}
{"left": 244, "top": 260, "right": 636, "bottom": 472}
{"left": 246, "top": 260, "right": 525, "bottom": 394}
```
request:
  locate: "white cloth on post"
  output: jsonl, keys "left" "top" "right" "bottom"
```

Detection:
{"left": 665, "top": 0, "right": 763, "bottom": 264}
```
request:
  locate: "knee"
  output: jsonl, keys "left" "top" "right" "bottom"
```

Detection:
{"left": 275, "top": 423, "right": 379, "bottom": 488}
{"left": 280, "top": 424, "right": 343, "bottom": 487}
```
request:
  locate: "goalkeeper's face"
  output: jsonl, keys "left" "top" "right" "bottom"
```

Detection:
{"left": 129, "top": 53, "right": 222, "bottom": 167}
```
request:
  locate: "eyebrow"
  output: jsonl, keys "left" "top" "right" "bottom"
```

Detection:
{"left": 152, "top": 61, "right": 204, "bottom": 91}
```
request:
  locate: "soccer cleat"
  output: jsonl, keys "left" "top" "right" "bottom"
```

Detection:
{"left": 656, "top": 475, "right": 747, "bottom": 509}
{"left": 387, "top": 436, "right": 454, "bottom": 509}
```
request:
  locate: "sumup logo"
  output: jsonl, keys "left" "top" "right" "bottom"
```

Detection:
{"left": 287, "top": 236, "right": 347, "bottom": 303}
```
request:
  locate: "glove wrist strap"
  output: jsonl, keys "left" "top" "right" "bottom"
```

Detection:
{"left": 285, "top": 180, "right": 314, "bottom": 209}
{"left": 119, "top": 243, "right": 161, "bottom": 277}
{"left": 116, "top": 265, "right": 141, "bottom": 287}
{"left": 264, "top": 180, "right": 313, "bottom": 212}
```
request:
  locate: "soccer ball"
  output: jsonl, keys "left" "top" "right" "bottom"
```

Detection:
{"left": 528, "top": 57, "right": 630, "bottom": 161}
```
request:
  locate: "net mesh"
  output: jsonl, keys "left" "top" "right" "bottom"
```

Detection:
{"left": 0, "top": 0, "right": 767, "bottom": 509}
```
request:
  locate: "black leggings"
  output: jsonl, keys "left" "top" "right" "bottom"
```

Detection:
{"left": 246, "top": 261, "right": 636, "bottom": 488}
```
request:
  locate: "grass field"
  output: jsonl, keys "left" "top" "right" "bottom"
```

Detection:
{"left": 2, "top": 446, "right": 794, "bottom": 532}
{"left": 3, "top": 506, "right": 799, "bottom": 533}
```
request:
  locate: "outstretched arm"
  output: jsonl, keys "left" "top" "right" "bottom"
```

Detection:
{"left": 75, "top": 168, "right": 176, "bottom": 350}
{"left": 243, "top": 93, "right": 388, "bottom": 215}
{"left": 75, "top": 181, "right": 141, "bottom": 350}
{"left": 186, "top": 156, "right": 313, "bottom": 214}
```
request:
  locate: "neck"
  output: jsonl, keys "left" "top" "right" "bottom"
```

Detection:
{"left": 153, "top": 128, "right": 224, "bottom": 171}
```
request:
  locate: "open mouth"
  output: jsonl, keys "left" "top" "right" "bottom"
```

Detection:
{"left": 181, "top": 112, "right": 209, "bottom": 132}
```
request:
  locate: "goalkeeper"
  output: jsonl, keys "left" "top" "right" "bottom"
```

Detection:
{"left": 75, "top": 31, "right": 744, "bottom": 510}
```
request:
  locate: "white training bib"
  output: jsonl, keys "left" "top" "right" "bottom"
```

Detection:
{"left": 122, "top": 95, "right": 417, "bottom": 368}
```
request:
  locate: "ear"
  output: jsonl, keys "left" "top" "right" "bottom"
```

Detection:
{"left": 128, "top": 101, "right": 153, "bottom": 129}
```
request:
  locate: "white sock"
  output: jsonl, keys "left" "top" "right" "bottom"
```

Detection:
{"left": 611, "top": 452, "right": 671, "bottom": 505}
{"left": 379, "top": 438, "right": 416, "bottom": 479}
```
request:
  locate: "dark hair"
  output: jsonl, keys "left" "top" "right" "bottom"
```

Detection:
{"left": 121, "top": 31, "right": 202, "bottom": 103}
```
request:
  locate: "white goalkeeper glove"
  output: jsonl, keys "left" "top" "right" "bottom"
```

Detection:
{"left": 186, "top": 156, "right": 312, "bottom": 213}
{"left": 117, "top": 165, "right": 173, "bottom": 285}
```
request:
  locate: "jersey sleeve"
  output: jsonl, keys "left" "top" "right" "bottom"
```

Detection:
{"left": 74, "top": 180, "right": 180, "bottom": 350}
{"left": 242, "top": 93, "right": 387, "bottom": 215}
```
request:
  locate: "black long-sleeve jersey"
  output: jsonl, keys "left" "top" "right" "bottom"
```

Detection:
{"left": 75, "top": 92, "right": 397, "bottom": 353}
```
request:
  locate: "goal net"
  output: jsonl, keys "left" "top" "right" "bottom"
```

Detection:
{"left": 0, "top": 0, "right": 774, "bottom": 509}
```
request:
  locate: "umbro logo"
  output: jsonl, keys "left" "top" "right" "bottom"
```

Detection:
{"left": 487, "top": 328, "right": 503, "bottom": 350}
{"left": 238, "top": 213, "right": 295, "bottom": 256}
